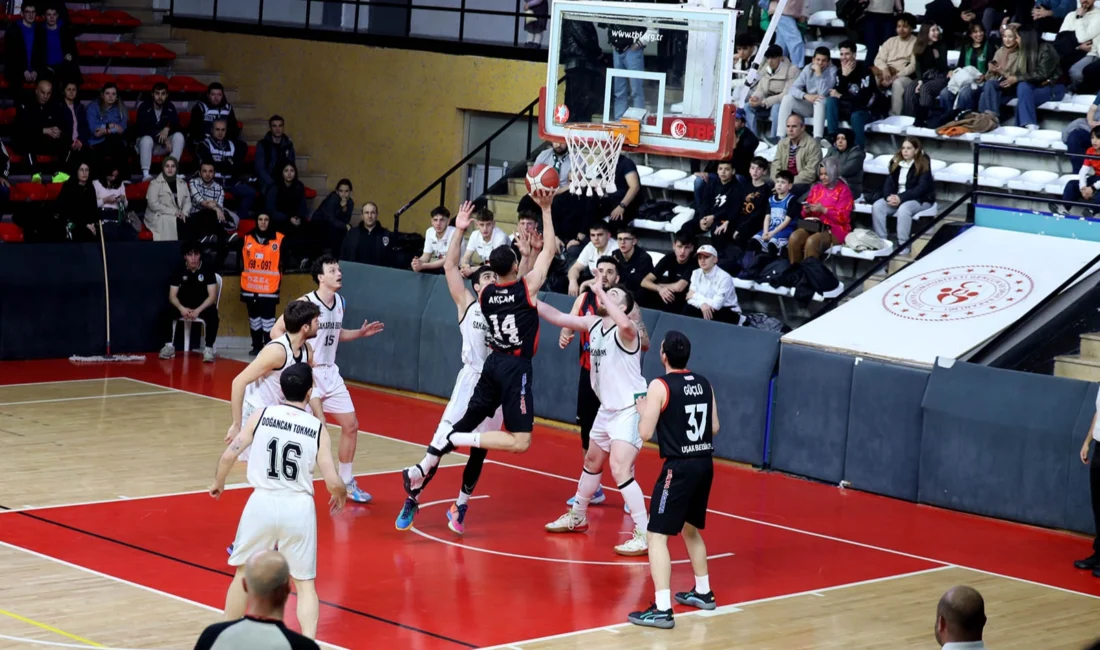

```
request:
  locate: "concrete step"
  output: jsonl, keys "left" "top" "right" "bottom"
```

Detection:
{"left": 486, "top": 194, "right": 520, "bottom": 225}
{"left": 182, "top": 71, "right": 223, "bottom": 86}
{"left": 240, "top": 119, "right": 270, "bottom": 142}
{"left": 158, "top": 39, "right": 189, "bottom": 56}
{"left": 294, "top": 155, "right": 310, "bottom": 174}
{"left": 299, "top": 172, "right": 328, "bottom": 194}
{"left": 507, "top": 177, "right": 526, "bottom": 197}
{"left": 1054, "top": 354, "right": 1100, "bottom": 381}
{"left": 1080, "top": 332, "right": 1100, "bottom": 359}
{"left": 109, "top": 5, "right": 160, "bottom": 24}
{"left": 230, "top": 103, "right": 259, "bottom": 121}
{"left": 134, "top": 24, "right": 172, "bottom": 41}
{"left": 169, "top": 54, "right": 205, "bottom": 72}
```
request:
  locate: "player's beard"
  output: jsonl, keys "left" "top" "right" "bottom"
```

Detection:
{"left": 596, "top": 306, "right": 608, "bottom": 317}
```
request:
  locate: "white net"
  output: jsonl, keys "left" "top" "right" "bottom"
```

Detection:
{"left": 564, "top": 124, "right": 626, "bottom": 197}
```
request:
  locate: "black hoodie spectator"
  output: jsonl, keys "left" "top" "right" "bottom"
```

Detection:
{"left": 255, "top": 130, "right": 296, "bottom": 191}
{"left": 15, "top": 81, "right": 68, "bottom": 162}
{"left": 833, "top": 60, "right": 876, "bottom": 115}
{"left": 134, "top": 98, "right": 182, "bottom": 140}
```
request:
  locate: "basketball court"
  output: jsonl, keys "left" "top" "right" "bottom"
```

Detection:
{"left": 0, "top": 360, "right": 1097, "bottom": 649}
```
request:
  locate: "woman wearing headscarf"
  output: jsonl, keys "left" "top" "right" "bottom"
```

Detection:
{"left": 871, "top": 137, "right": 936, "bottom": 251}
{"left": 144, "top": 156, "right": 192, "bottom": 241}
{"left": 239, "top": 213, "right": 283, "bottom": 355}
{"left": 787, "top": 157, "right": 854, "bottom": 264}
{"left": 823, "top": 129, "right": 865, "bottom": 200}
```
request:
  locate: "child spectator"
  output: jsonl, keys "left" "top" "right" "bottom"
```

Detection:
{"left": 412, "top": 206, "right": 455, "bottom": 274}
{"left": 693, "top": 160, "right": 745, "bottom": 241}
{"left": 733, "top": 157, "right": 774, "bottom": 245}
{"left": 872, "top": 138, "right": 936, "bottom": 252}
{"left": 777, "top": 46, "right": 836, "bottom": 140}
{"left": 1056, "top": 126, "right": 1100, "bottom": 214}
{"left": 873, "top": 13, "right": 920, "bottom": 116}
{"left": 639, "top": 230, "right": 697, "bottom": 313}
{"left": 684, "top": 245, "right": 741, "bottom": 323}
{"left": 750, "top": 170, "right": 795, "bottom": 255}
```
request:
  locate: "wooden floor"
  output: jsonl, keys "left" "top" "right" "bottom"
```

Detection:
{"left": 0, "top": 377, "right": 1097, "bottom": 650}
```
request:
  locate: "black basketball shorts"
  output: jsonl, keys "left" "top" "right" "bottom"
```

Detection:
{"left": 647, "top": 457, "right": 714, "bottom": 536}
{"left": 453, "top": 353, "right": 536, "bottom": 435}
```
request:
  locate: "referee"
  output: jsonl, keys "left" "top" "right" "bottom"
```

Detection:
{"left": 628, "top": 331, "right": 718, "bottom": 629}
{"left": 193, "top": 550, "right": 319, "bottom": 649}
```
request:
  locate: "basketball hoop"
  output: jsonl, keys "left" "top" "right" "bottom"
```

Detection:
{"left": 564, "top": 123, "right": 631, "bottom": 197}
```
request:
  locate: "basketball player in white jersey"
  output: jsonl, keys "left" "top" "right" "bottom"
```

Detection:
{"left": 396, "top": 200, "right": 503, "bottom": 535}
{"left": 268, "top": 255, "right": 385, "bottom": 504}
{"left": 211, "top": 364, "right": 347, "bottom": 640}
{"left": 538, "top": 281, "right": 651, "bottom": 556}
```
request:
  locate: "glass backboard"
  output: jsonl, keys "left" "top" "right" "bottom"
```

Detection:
{"left": 540, "top": 0, "right": 737, "bottom": 159}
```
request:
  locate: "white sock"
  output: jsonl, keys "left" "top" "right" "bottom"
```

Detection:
{"left": 572, "top": 469, "right": 602, "bottom": 516}
{"left": 456, "top": 491, "right": 470, "bottom": 507}
{"left": 655, "top": 589, "right": 671, "bottom": 611}
{"left": 619, "top": 479, "right": 648, "bottom": 532}
{"left": 339, "top": 463, "right": 353, "bottom": 484}
{"left": 695, "top": 574, "right": 710, "bottom": 595}
{"left": 449, "top": 432, "right": 481, "bottom": 448}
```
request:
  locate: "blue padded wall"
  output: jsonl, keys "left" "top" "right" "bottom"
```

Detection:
{"left": 531, "top": 291, "right": 584, "bottom": 423}
{"left": 843, "top": 360, "right": 930, "bottom": 501}
{"left": 769, "top": 344, "right": 855, "bottom": 483}
{"left": 416, "top": 277, "right": 469, "bottom": 400}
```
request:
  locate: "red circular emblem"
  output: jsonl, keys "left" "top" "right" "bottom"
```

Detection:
{"left": 881, "top": 266, "right": 1034, "bottom": 322}
{"left": 554, "top": 104, "right": 570, "bottom": 124}
{"left": 670, "top": 119, "right": 688, "bottom": 139}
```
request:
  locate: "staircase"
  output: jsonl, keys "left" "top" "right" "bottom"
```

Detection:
{"left": 1054, "top": 333, "right": 1100, "bottom": 381}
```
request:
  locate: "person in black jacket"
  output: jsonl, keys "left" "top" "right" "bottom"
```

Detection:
{"left": 35, "top": 7, "right": 80, "bottom": 87}
{"left": 4, "top": 3, "right": 43, "bottom": 91}
{"left": 311, "top": 178, "right": 354, "bottom": 255}
{"left": 826, "top": 41, "right": 875, "bottom": 149}
{"left": 255, "top": 115, "right": 297, "bottom": 192}
{"left": 266, "top": 163, "right": 316, "bottom": 268}
{"left": 15, "top": 80, "right": 68, "bottom": 169}
{"left": 903, "top": 24, "right": 951, "bottom": 124}
{"left": 58, "top": 162, "right": 99, "bottom": 242}
{"left": 340, "top": 202, "right": 396, "bottom": 267}
{"left": 693, "top": 160, "right": 746, "bottom": 263}
{"left": 197, "top": 118, "right": 257, "bottom": 218}
{"left": 871, "top": 138, "right": 936, "bottom": 251}
{"left": 188, "top": 83, "right": 241, "bottom": 147}
{"left": 133, "top": 82, "right": 185, "bottom": 180}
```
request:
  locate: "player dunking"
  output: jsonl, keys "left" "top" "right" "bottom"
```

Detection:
{"left": 537, "top": 282, "right": 651, "bottom": 556}
{"left": 395, "top": 201, "right": 502, "bottom": 534}
{"left": 211, "top": 364, "right": 347, "bottom": 640}
{"left": 402, "top": 190, "right": 557, "bottom": 495}
{"left": 628, "top": 331, "right": 718, "bottom": 629}
{"left": 268, "top": 255, "right": 385, "bottom": 503}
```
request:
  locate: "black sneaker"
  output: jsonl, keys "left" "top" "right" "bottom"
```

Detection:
{"left": 628, "top": 604, "right": 674, "bottom": 629}
{"left": 1076, "top": 553, "right": 1100, "bottom": 570}
{"left": 675, "top": 589, "right": 716, "bottom": 610}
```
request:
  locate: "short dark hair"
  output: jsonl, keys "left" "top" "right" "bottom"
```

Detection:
{"left": 199, "top": 162, "right": 215, "bottom": 171}
{"left": 897, "top": 12, "right": 917, "bottom": 28}
{"left": 517, "top": 208, "right": 539, "bottom": 222}
{"left": 181, "top": 240, "right": 201, "bottom": 255}
{"left": 336, "top": 178, "right": 353, "bottom": 191}
{"left": 284, "top": 300, "right": 320, "bottom": 334}
{"left": 775, "top": 170, "right": 795, "bottom": 184}
{"left": 674, "top": 229, "right": 695, "bottom": 246}
{"left": 207, "top": 82, "right": 225, "bottom": 93}
{"left": 1091, "top": 125, "right": 1100, "bottom": 139}
{"left": 839, "top": 39, "right": 857, "bottom": 52}
{"left": 616, "top": 226, "right": 637, "bottom": 239}
{"left": 590, "top": 221, "right": 610, "bottom": 234}
{"left": 310, "top": 254, "right": 339, "bottom": 285}
{"left": 472, "top": 265, "right": 494, "bottom": 289}
{"left": 430, "top": 205, "right": 451, "bottom": 219}
{"left": 813, "top": 46, "right": 831, "bottom": 59}
{"left": 488, "top": 245, "right": 517, "bottom": 276}
{"left": 596, "top": 255, "right": 620, "bottom": 274}
{"left": 269, "top": 114, "right": 284, "bottom": 125}
{"left": 716, "top": 160, "right": 734, "bottom": 169}
{"left": 750, "top": 156, "right": 769, "bottom": 170}
{"left": 765, "top": 44, "right": 783, "bottom": 58}
{"left": 280, "top": 363, "right": 314, "bottom": 403}
{"left": 609, "top": 284, "right": 635, "bottom": 314}
{"left": 152, "top": 81, "right": 169, "bottom": 93}
{"left": 21, "top": 2, "right": 36, "bottom": 10}
{"left": 475, "top": 206, "right": 495, "bottom": 222}
{"left": 662, "top": 331, "right": 691, "bottom": 369}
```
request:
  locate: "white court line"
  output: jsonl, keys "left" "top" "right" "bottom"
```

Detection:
{"left": 0, "top": 390, "right": 173, "bottom": 407}
{"left": 91, "top": 379, "right": 1100, "bottom": 601}
{"left": 0, "top": 378, "right": 125, "bottom": 390}
{"left": 408, "top": 496, "right": 734, "bottom": 567}
{"left": 0, "top": 540, "right": 352, "bottom": 650}
{"left": 0, "top": 633, "right": 157, "bottom": 649}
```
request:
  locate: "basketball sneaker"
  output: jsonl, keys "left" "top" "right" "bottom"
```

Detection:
{"left": 395, "top": 497, "right": 418, "bottom": 531}
{"left": 614, "top": 529, "right": 648, "bottom": 556}
{"left": 545, "top": 510, "right": 588, "bottom": 533}
{"left": 627, "top": 604, "right": 674, "bottom": 629}
{"left": 566, "top": 487, "right": 606, "bottom": 506}
{"left": 446, "top": 503, "right": 468, "bottom": 535}
{"left": 158, "top": 343, "right": 175, "bottom": 359}
{"left": 346, "top": 479, "right": 372, "bottom": 504}
{"left": 675, "top": 589, "right": 716, "bottom": 610}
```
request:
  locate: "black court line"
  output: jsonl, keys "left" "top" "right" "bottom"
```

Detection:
{"left": 15, "top": 511, "right": 478, "bottom": 648}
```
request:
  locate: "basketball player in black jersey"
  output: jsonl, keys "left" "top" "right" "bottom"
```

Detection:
{"left": 403, "top": 190, "right": 557, "bottom": 495}
{"left": 628, "top": 330, "right": 718, "bottom": 629}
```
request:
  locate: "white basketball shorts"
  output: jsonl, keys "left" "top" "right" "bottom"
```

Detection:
{"left": 313, "top": 364, "right": 354, "bottom": 414}
{"left": 589, "top": 405, "right": 642, "bottom": 452}
{"left": 228, "top": 489, "right": 317, "bottom": 580}
{"left": 430, "top": 365, "right": 504, "bottom": 449}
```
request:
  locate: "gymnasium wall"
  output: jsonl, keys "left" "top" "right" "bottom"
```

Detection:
{"left": 177, "top": 30, "right": 546, "bottom": 235}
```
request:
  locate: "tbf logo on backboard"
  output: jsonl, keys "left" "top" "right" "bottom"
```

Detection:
{"left": 670, "top": 119, "right": 688, "bottom": 139}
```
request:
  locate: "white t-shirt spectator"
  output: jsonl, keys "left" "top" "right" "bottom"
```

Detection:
{"left": 687, "top": 266, "right": 739, "bottom": 312}
{"left": 467, "top": 227, "right": 510, "bottom": 263}
{"left": 93, "top": 180, "right": 128, "bottom": 210}
{"left": 575, "top": 239, "right": 615, "bottom": 274}
{"left": 423, "top": 225, "right": 458, "bottom": 262}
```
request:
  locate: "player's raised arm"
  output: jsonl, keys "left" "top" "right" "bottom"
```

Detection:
{"left": 315, "top": 425, "right": 348, "bottom": 515}
{"left": 537, "top": 299, "right": 598, "bottom": 334}
{"left": 444, "top": 201, "right": 477, "bottom": 318}
{"left": 211, "top": 410, "right": 261, "bottom": 498}
{"left": 228, "top": 346, "right": 286, "bottom": 437}
{"left": 523, "top": 189, "right": 557, "bottom": 297}
{"left": 592, "top": 283, "right": 636, "bottom": 344}
{"left": 558, "top": 292, "right": 585, "bottom": 349}
{"left": 638, "top": 378, "right": 668, "bottom": 442}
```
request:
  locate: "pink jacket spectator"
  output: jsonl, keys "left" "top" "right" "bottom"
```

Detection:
{"left": 803, "top": 179, "right": 854, "bottom": 243}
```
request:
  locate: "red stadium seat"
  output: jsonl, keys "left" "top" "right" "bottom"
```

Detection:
{"left": 7, "top": 150, "right": 25, "bottom": 165}
{"left": 305, "top": 187, "right": 317, "bottom": 199}
{"left": 0, "top": 222, "right": 23, "bottom": 242}
{"left": 236, "top": 219, "right": 256, "bottom": 235}
{"left": 244, "top": 145, "right": 256, "bottom": 164}
{"left": 136, "top": 42, "right": 175, "bottom": 60}
{"left": 103, "top": 9, "right": 142, "bottom": 27}
{"left": 138, "top": 225, "right": 153, "bottom": 240}
{"left": 81, "top": 73, "right": 113, "bottom": 91}
{"left": 0, "top": 107, "right": 16, "bottom": 125}
{"left": 68, "top": 10, "right": 93, "bottom": 25}
{"left": 167, "top": 76, "right": 206, "bottom": 93}
{"left": 114, "top": 74, "right": 143, "bottom": 92}
{"left": 43, "top": 183, "right": 63, "bottom": 201}
{"left": 109, "top": 41, "right": 140, "bottom": 57}
{"left": 11, "top": 183, "right": 47, "bottom": 202}
{"left": 125, "top": 181, "right": 150, "bottom": 201}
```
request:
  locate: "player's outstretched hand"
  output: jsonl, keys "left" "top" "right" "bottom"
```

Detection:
{"left": 329, "top": 491, "right": 346, "bottom": 516}
{"left": 209, "top": 482, "right": 224, "bottom": 499}
{"left": 531, "top": 188, "right": 554, "bottom": 210}
{"left": 455, "top": 200, "right": 476, "bottom": 231}
{"left": 224, "top": 422, "right": 240, "bottom": 445}
{"left": 514, "top": 229, "right": 532, "bottom": 258}
{"left": 357, "top": 320, "right": 384, "bottom": 339}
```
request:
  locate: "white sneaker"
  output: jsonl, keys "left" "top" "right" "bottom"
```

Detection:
{"left": 545, "top": 510, "right": 588, "bottom": 533}
{"left": 615, "top": 528, "right": 648, "bottom": 556}
{"left": 203, "top": 347, "right": 216, "bottom": 363}
{"left": 158, "top": 343, "right": 175, "bottom": 359}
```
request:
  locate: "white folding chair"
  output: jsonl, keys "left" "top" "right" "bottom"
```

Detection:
{"left": 172, "top": 273, "right": 223, "bottom": 352}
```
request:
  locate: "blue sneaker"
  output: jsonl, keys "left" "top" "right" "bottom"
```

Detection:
{"left": 566, "top": 487, "right": 606, "bottom": 506}
{"left": 395, "top": 497, "right": 418, "bottom": 531}
{"left": 346, "top": 479, "right": 372, "bottom": 504}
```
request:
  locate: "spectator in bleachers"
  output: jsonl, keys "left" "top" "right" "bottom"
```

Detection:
{"left": 864, "top": 0, "right": 904, "bottom": 67}
{"left": 255, "top": 115, "right": 297, "bottom": 193}
{"left": 85, "top": 83, "right": 129, "bottom": 172}
{"left": 611, "top": 227, "right": 653, "bottom": 294}
{"left": 937, "top": 23, "right": 994, "bottom": 121}
{"left": 37, "top": 6, "right": 80, "bottom": 87}
{"left": 734, "top": 156, "right": 774, "bottom": 244}
{"left": 189, "top": 83, "right": 241, "bottom": 147}
{"left": 747, "top": 45, "right": 798, "bottom": 142}
{"left": 198, "top": 118, "right": 258, "bottom": 219}
{"left": 134, "top": 82, "right": 185, "bottom": 182}
{"left": 1013, "top": 29, "right": 1067, "bottom": 128}
{"left": 922, "top": 0, "right": 977, "bottom": 47}
{"left": 639, "top": 230, "right": 696, "bottom": 313}
{"left": 16, "top": 79, "right": 67, "bottom": 167}
{"left": 144, "top": 156, "right": 191, "bottom": 241}
{"left": 311, "top": 178, "right": 354, "bottom": 254}
{"left": 56, "top": 80, "right": 88, "bottom": 160}
{"left": 824, "top": 129, "right": 865, "bottom": 200}
{"left": 748, "top": 169, "right": 795, "bottom": 255}
{"left": 904, "top": 24, "right": 952, "bottom": 124}
{"left": 826, "top": 41, "right": 875, "bottom": 149}
{"left": 340, "top": 202, "right": 396, "bottom": 267}
{"left": 4, "top": 3, "right": 41, "bottom": 91}
{"left": 1064, "top": 91, "right": 1100, "bottom": 170}
{"left": 768, "top": 0, "right": 806, "bottom": 70}
{"left": 1056, "top": 125, "right": 1100, "bottom": 214}
{"left": 734, "top": 38, "right": 758, "bottom": 79}
{"left": 1056, "top": 0, "right": 1100, "bottom": 88}
{"left": 788, "top": 159, "right": 854, "bottom": 264}
{"left": 692, "top": 160, "right": 745, "bottom": 257}
{"left": 567, "top": 221, "right": 615, "bottom": 296}
{"left": 58, "top": 162, "right": 98, "bottom": 242}
{"left": 93, "top": 164, "right": 127, "bottom": 223}
{"left": 770, "top": 113, "right": 821, "bottom": 203}
{"left": 240, "top": 214, "right": 282, "bottom": 355}
{"left": 523, "top": 0, "right": 549, "bottom": 48}
{"left": 873, "top": 13, "right": 920, "bottom": 117}
{"left": 729, "top": 108, "right": 759, "bottom": 178}
{"left": 460, "top": 208, "right": 509, "bottom": 275}
{"left": 188, "top": 162, "right": 233, "bottom": 264}
{"left": 412, "top": 205, "right": 454, "bottom": 274}
{"left": 598, "top": 156, "right": 642, "bottom": 224}
{"left": 776, "top": 46, "right": 835, "bottom": 140}
{"left": 684, "top": 245, "right": 740, "bottom": 323}
{"left": 965, "top": 22, "right": 1021, "bottom": 112}
{"left": 266, "top": 163, "right": 316, "bottom": 268}
{"left": 871, "top": 137, "right": 936, "bottom": 251}
{"left": 1026, "top": 0, "right": 1079, "bottom": 33}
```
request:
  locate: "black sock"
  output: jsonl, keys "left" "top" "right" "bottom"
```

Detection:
{"left": 461, "top": 448, "right": 489, "bottom": 496}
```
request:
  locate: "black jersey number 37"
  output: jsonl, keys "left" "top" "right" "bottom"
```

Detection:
{"left": 684, "top": 404, "right": 708, "bottom": 442}
{"left": 487, "top": 314, "right": 521, "bottom": 345}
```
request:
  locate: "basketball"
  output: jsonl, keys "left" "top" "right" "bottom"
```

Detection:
{"left": 525, "top": 163, "right": 560, "bottom": 194}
